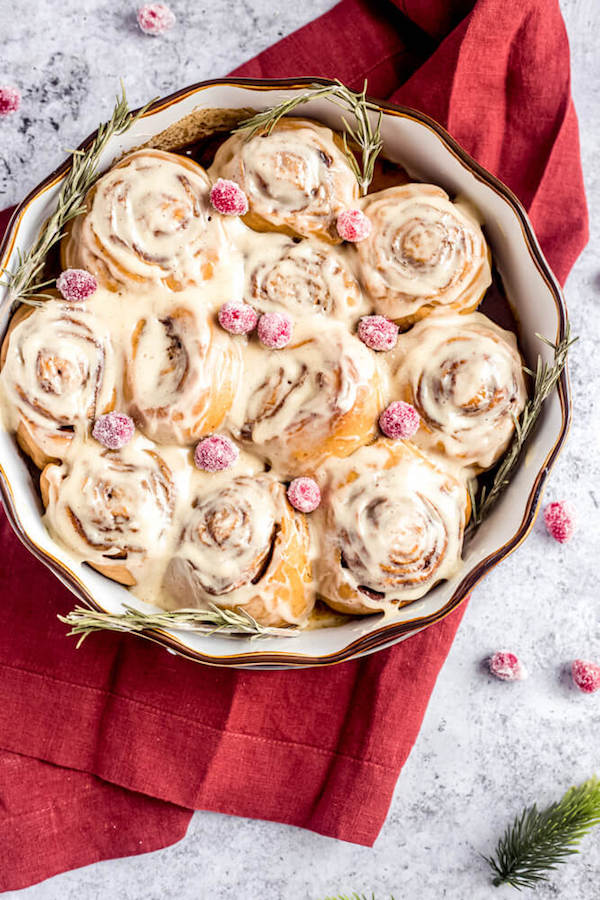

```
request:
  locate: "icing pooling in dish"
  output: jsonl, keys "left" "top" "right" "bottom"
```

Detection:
{"left": 0, "top": 126, "right": 526, "bottom": 628}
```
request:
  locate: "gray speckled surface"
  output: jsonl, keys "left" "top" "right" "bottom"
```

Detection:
{"left": 1, "top": 0, "right": 599, "bottom": 897}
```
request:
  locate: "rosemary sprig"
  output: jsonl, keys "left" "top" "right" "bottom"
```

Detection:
{"left": 468, "top": 324, "right": 577, "bottom": 530}
{"left": 0, "top": 83, "right": 153, "bottom": 306}
{"left": 485, "top": 777, "right": 600, "bottom": 890}
{"left": 235, "top": 79, "right": 383, "bottom": 195}
{"left": 58, "top": 603, "right": 298, "bottom": 646}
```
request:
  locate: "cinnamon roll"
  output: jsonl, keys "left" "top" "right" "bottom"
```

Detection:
{"left": 355, "top": 184, "right": 492, "bottom": 326}
{"left": 162, "top": 474, "right": 314, "bottom": 627}
{"left": 62, "top": 149, "right": 236, "bottom": 292}
{"left": 210, "top": 118, "right": 359, "bottom": 242}
{"left": 393, "top": 312, "right": 527, "bottom": 470}
{"left": 41, "top": 440, "right": 175, "bottom": 586}
{"left": 234, "top": 320, "right": 387, "bottom": 475}
{"left": 243, "top": 232, "right": 368, "bottom": 320}
{"left": 0, "top": 299, "right": 115, "bottom": 468}
{"left": 317, "top": 440, "right": 469, "bottom": 615}
{"left": 125, "top": 304, "right": 242, "bottom": 445}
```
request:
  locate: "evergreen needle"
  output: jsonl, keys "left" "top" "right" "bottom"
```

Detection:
{"left": 235, "top": 80, "right": 383, "bottom": 195}
{"left": 485, "top": 777, "right": 600, "bottom": 890}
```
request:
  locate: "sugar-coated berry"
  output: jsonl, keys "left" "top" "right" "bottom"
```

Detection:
{"left": 337, "top": 208, "right": 372, "bottom": 242}
{"left": 543, "top": 500, "right": 575, "bottom": 543}
{"left": 257, "top": 312, "right": 292, "bottom": 349}
{"left": 210, "top": 179, "right": 249, "bottom": 216}
{"left": 0, "top": 86, "right": 21, "bottom": 117}
{"left": 137, "top": 3, "right": 175, "bottom": 35}
{"left": 379, "top": 401, "right": 420, "bottom": 440}
{"left": 571, "top": 659, "right": 600, "bottom": 694}
{"left": 92, "top": 412, "right": 135, "bottom": 450}
{"left": 489, "top": 650, "right": 527, "bottom": 682}
{"left": 218, "top": 301, "right": 258, "bottom": 335}
{"left": 56, "top": 268, "right": 98, "bottom": 302}
{"left": 358, "top": 315, "right": 399, "bottom": 351}
{"left": 287, "top": 477, "right": 321, "bottom": 513}
{"left": 194, "top": 435, "right": 239, "bottom": 472}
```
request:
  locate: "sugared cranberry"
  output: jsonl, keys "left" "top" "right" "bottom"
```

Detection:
{"left": 0, "top": 86, "right": 21, "bottom": 117}
{"left": 257, "top": 312, "right": 292, "bottom": 349}
{"left": 337, "top": 209, "right": 372, "bottom": 242}
{"left": 137, "top": 3, "right": 175, "bottom": 34}
{"left": 194, "top": 435, "right": 238, "bottom": 472}
{"left": 56, "top": 269, "right": 98, "bottom": 302}
{"left": 379, "top": 401, "right": 420, "bottom": 440}
{"left": 218, "top": 301, "right": 258, "bottom": 335}
{"left": 358, "top": 315, "right": 399, "bottom": 351}
{"left": 489, "top": 650, "right": 527, "bottom": 681}
{"left": 287, "top": 477, "right": 321, "bottom": 513}
{"left": 544, "top": 501, "right": 575, "bottom": 543}
{"left": 210, "top": 179, "right": 249, "bottom": 216}
{"left": 571, "top": 659, "right": 600, "bottom": 694}
{"left": 92, "top": 412, "right": 135, "bottom": 450}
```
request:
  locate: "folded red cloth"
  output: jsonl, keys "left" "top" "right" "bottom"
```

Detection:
{"left": 0, "top": 0, "right": 588, "bottom": 890}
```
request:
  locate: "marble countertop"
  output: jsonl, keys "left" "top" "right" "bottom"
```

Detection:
{"left": 1, "top": 0, "right": 599, "bottom": 897}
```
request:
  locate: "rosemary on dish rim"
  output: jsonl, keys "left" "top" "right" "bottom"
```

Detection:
{"left": 235, "top": 79, "right": 383, "bottom": 196}
{"left": 0, "top": 83, "right": 153, "bottom": 307}
{"left": 58, "top": 603, "right": 297, "bottom": 646}
{"left": 468, "top": 325, "right": 576, "bottom": 530}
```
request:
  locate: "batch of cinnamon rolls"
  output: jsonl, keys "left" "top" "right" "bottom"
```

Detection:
{"left": 0, "top": 115, "right": 527, "bottom": 629}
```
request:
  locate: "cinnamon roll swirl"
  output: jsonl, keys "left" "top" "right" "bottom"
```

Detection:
{"left": 0, "top": 299, "right": 115, "bottom": 468}
{"left": 355, "top": 184, "right": 492, "bottom": 326}
{"left": 125, "top": 304, "right": 242, "bottom": 445}
{"left": 235, "top": 320, "right": 387, "bottom": 475}
{"left": 393, "top": 312, "right": 527, "bottom": 470}
{"left": 162, "top": 474, "right": 314, "bottom": 627}
{"left": 317, "top": 440, "right": 469, "bottom": 615}
{"left": 210, "top": 118, "right": 359, "bottom": 242}
{"left": 243, "top": 232, "right": 368, "bottom": 320}
{"left": 62, "top": 149, "right": 235, "bottom": 292}
{"left": 41, "top": 440, "right": 175, "bottom": 586}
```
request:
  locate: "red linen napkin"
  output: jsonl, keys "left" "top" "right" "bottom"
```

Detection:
{"left": 0, "top": 0, "right": 588, "bottom": 891}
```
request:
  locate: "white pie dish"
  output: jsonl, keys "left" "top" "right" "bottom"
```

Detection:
{"left": 0, "top": 77, "right": 570, "bottom": 669}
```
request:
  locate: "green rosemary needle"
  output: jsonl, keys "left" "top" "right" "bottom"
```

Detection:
{"left": 235, "top": 79, "right": 383, "bottom": 195}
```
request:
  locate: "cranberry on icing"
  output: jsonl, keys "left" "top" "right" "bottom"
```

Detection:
{"left": 92, "top": 412, "right": 135, "bottom": 450}
{"left": 137, "top": 3, "right": 176, "bottom": 34}
{"left": 0, "top": 86, "right": 21, "bottom": 117}
{"left": 543, "top": 500, "right": 575, "bottom": 543}
{"left": 489, "top": 650, "right": 527, "bottom": 681}
{"left": 56, "top": 269, "right": 98, "bottom": 302}
{"left": 379, "top": 401, "right": 420, "bottom": 440}
{"left": 336, "top": 209, "right": 372, "bottom": 242}
{"left": 287, "top": 477, "right": 321, "bottom": 513}
{"left": 194, "top": 435, "right": 239, "bottom": 472}
{"left": 218, "top": 302, "right": 258, "bottom": 335}
{"left": 257, "top": 312, "right": 292, "bottom": 349}
{"left": 358, "top": 315, "right": 399, "bottom": 351}
{"left": 210, "top": 179, "right": 249, "bottom": 216}
{"left": 571, "top": 659, "right": 600, "bottom": 694}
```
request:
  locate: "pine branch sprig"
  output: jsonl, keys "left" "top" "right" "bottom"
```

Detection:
{"left": 58, "top": 603, "right": 299, "bottom": 646}
{"left": 235, "top": 79, "right": 383, "bottom": 195}
{"left": 485, "top": 777, "right": 600, "bottom": 890}
{"left": 1, "top": 83, "right": 154, "bottom": 307}
{"left": 469, "top": 324, "right": 576, "bottom": 530}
